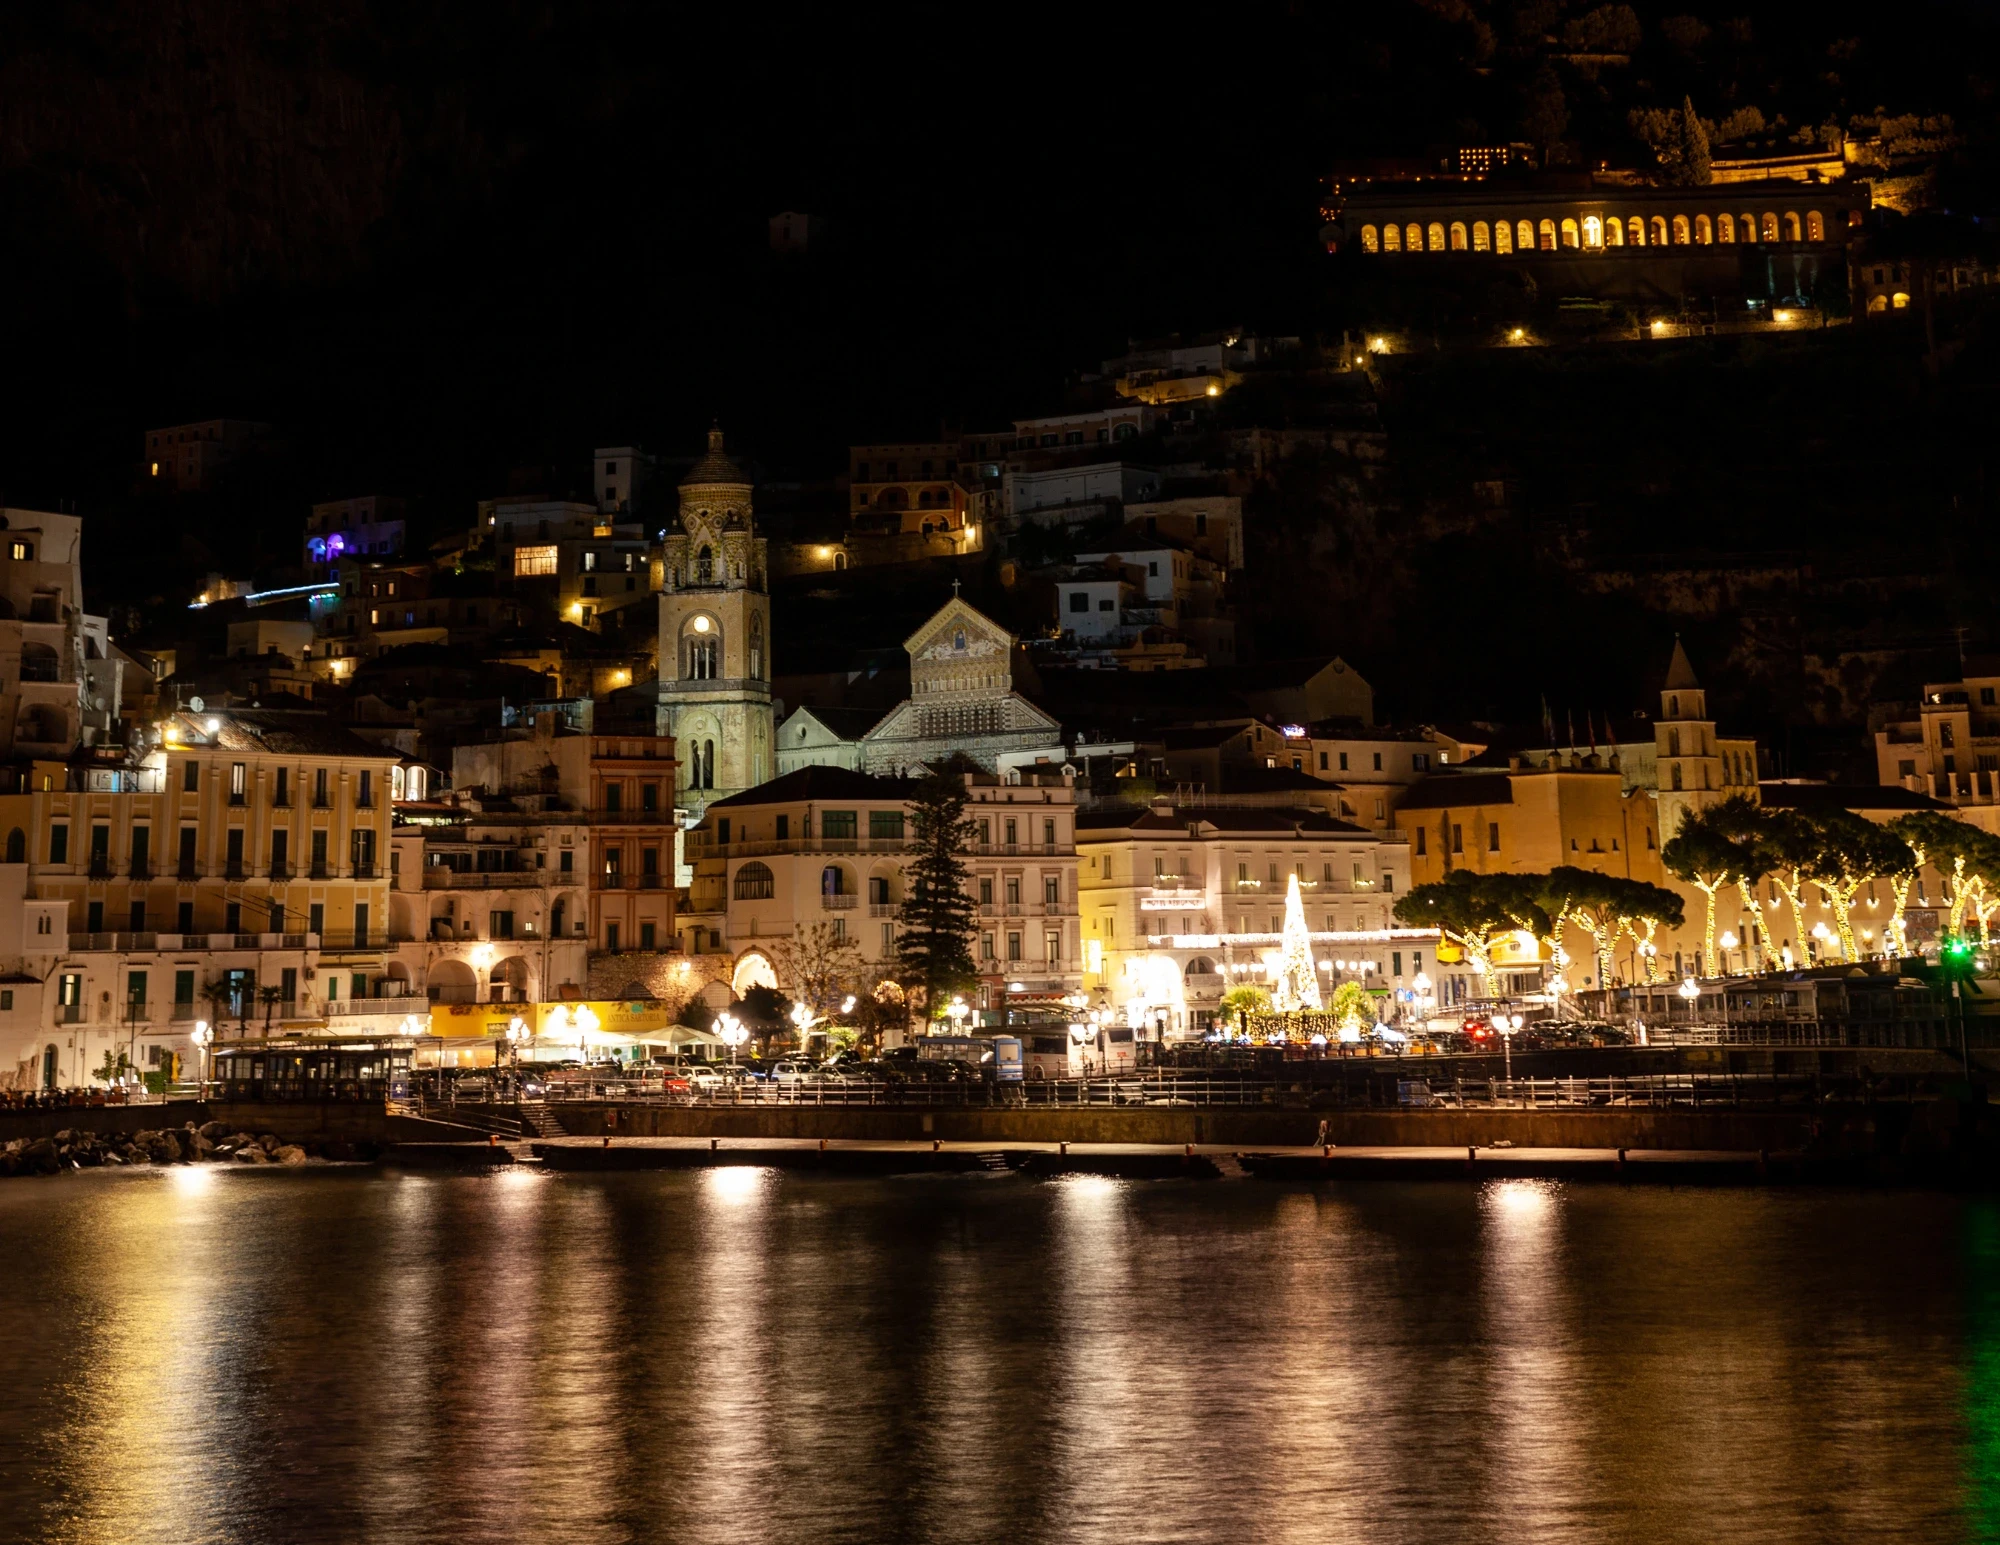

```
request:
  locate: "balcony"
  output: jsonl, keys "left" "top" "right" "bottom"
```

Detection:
{"left": 178, "top": 861, "right": 200, "bottom": 880}
{"left": 313, "top": 793, "right": 332, "bottom": 810}
{"left": 869, "top": 903, "right": 899, "bottom": 918}
{"left": 224, "top": 862, "right": 248, "bottom": 880}
{"left": 821, "top": 893, "right": 858, "bottom": 910}
{"left": 58, "top": 1003, "right": 83, "bottom": 1023}
{"left": 1041, "top": 900, "right": 1074, "bottom": 915}
{"left": 87, "top": 858, "right": 113, "bottom": 879}
{"left": 422, "top": 869, "right": 542, "bottom": 889}
{"left": 108, "top": 1001, "right": 158, "bottom": 1024}
{"left": 328, "top": 996, "right": 425, "bottom": 1019}
{"left": 269, "top": 863, "right": 293, "bottom": 880}
{"left": 352, "top": 862, "right": 378, "bottom": 880}
{"left": 129, "top": 863, "right": 152, "bottom": 881}
{"left": 19, "top": 659, "right": 62, "bottom": 684}
{"left": 310, "top": 863, "right": 330, "bottom": 880}
{"left": 321, "top": 930, "right": 390, "bottom": 952}
{"left": 67, "top": 931, "right": 160, "bottom": 952}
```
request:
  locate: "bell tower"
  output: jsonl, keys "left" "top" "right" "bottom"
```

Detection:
{"left": 1655, "top": 637, "right": 1724, "bottom": 839}
{"left": 657, "top": 427, "right": 773, "bottom": 817}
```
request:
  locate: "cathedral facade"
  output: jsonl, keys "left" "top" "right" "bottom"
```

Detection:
{"left": 657, "top": 429, "right": 774, "bottom": 819}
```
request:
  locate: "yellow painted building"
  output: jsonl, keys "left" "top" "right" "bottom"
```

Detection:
{"left": 2, "top": 708, "right": 401, "bottom": 1085}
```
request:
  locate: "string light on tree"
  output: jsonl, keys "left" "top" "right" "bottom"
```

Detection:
{"left": 1271, "top": 873, "right": 1323, "bottom": 1013}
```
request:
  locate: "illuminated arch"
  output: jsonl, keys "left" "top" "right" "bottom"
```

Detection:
{"left": 1582, "top": 215, "right": 1602, "bottom": 248}
{"left": 1717, "top": 212, "right": 1736, "bottom": 243}
{"left": 1806, "top": 209, "right": 1825, "bottom": 241}
{"left": 1516, "top": 219, "right": 1534, "bottom": 252}
{"left": 1426, "top": 222, "right": 1445, "bottom": 251}
{"left": 1382, "top": 223, "right": 1401, "bottom": 252}
{"left": 1760, "top": 211, "right": 1779, "bottom": 242}
{"left": 1360, "top": 224, "right": 1379, "bottom": 253}
{"left": 732, "top": 951, "right": 777, "bottom": 996}
{"left": 1448, "top": 221, "right": 1468, "bottom": 250}
{"left": 1628, "top": 216, "right": 1646, "bottom": 246}
{"left": 1671, "top": 214, "right": 1690, "bottom": 244}
{"left": 1783, "top": 210, "right": 1802, "bottom": 242}
{"left": 1650, "top": 216, "right": 1669, "bottom": 246}
{"left": 1694, "top": 214, "right": 1712, "bottom": 244}
{"left": 1494, "top": 220, "right": 1513, "bottom": 255}
{"left": 1605, "top": 216, "right": 1624, "bottom": 247}
{"left": 1560, "top": 217, "right": 1579, "bottom": 248}
{"left": 1537, "top": 218, "right": 1556, "bottom": 250}
{"left": 1405, "top": 223, "right": 1422, "bottom": 252}
{"left": 1472, "top": 220, "right": 1491, "bottom": 252}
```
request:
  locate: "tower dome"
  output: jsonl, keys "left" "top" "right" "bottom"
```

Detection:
{"left": 680, "top": 426, "right": 749, "bottom": 489}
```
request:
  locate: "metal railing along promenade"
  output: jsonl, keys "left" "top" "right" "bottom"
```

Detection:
{"left": 520, "top": 1071, "right": 1874, "bottom": 1111}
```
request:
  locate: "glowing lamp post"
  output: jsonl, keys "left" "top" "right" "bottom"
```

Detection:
{"left": 1497, "top": 1012, "right": 1522, "bottom": 1085}
{"left": 716, "top": 1011, "right": 749, "bottom": 1066}
{"left": 189, "top": 1021, "right": 213, "bottom": 1093}
{"left": 1719, "top": 931, "right": 1739, "bottom": 976}
{"left": 946, "top": 996, "right": 971, "bottom": 1031}
{"left": 505, "top": 1015, "right": 528, "bottom": 1079}
{"left": 789, "top": 1000, "right": 819, "bottom": 1051}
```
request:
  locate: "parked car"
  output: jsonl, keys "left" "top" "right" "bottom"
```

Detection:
{"left": 767, "top": 1060, "right": 820, "bottom": 1087}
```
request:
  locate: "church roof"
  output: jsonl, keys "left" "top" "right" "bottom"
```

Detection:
{"left": 705, "top": 765, "right": 918, "bottom": 809}
{"left": 1663, "top": 637, "right": 1701, "bottom": 691}
{"left": 680, "top": 428, "right": 750, "bottom": 488}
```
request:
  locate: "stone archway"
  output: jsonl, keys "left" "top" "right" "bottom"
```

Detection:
{"left": 731, "top": 951, "right": 777, "bottom": 995}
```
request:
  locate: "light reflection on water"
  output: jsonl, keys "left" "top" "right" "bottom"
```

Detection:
{"left": 0, "top": 1168, "right": 1983, "bottom": 1545}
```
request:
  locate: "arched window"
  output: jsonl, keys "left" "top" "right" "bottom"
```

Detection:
{"left": 821, "top": 865, "right": 848, "bottom": 896}
{"left": 1449, "top": 221, "right": 1468, "bottom": 250}
{"left": 734, "top": 861, "right": 775, "bottom": 900}
{"left": 1892, "top": 291, "right": 1911, "bottom": 309}
{"left": 749, "top": 613, "right": 764, "bottom": 680}
{"left": 702, "top": 740, "right": 716, "bottom": 788}
{"left": 1760, "top": 211, "right": 1779, "bottom": 242}
{"left": 695, "top": 545, "right": 714, "bottom": 583}
{"left": 1472, "top": 220, "right": 1491, "bottom": 252}
{"left": 551, "top": 899, "right": 566, "bottom": 937}
{"left": 1537, "top": 219, "right": 1556, "bottom": 250}
{"left": 1582, "top": 215, "right": 1602, "bottom": 248}
{"left": 1186, "top": 957, "right": 1216, "bottom": 979}
{"left": 1650, "top": 216, "right": 1669, "bottom": 246}
{"left": 1783, "top": 211, "right": 1802, "bottom": 242}
{"left": 1605, "top": 216, "right": 1624, "bottom": 247}
{"left": 1806, "top": 209, "right": 1825, "bottom": 241}
{"left": 1426, "top": 222, "right": 1445, "bottom": 251}
{"left": 1669, "top": 696, "right": 1679, "bottom": 718}
{"left": 1405, "top": 223, "right": 1422, "bottom": 252}
{"left": 1516, "top": 220, "right": 1534, "bottom": 252}
{"left": 1741, "top": 213, "right": 1758, "bottom": 242}
{"left": 1717, "top": 213, "right": 1736, "bottom": 243}
{"left": 1671, "top": 214, "right": 1690, "bottom": 245}
{"left": 1671, "top": 763, "right": 1683, "bottom": 792}
{"left": 3, "top": 828, "right": 21, "bottom": 863}
{"left": 1381, "top": 223, "right": 1401, "bottom": 252}
{"left": 1494, "top": 220, "right": 1513, "bottom": 255}
{"left": 1360, "top": 224, "right": 1379, "bottom": 253}
{"left": 1560, "top": 217, "right": 1579, "bottom": 248}
{"left": 834, "top": 551, "right": 847, "bottom": 570}
{"left": 1628, "top": 216, "right": 1646, "bottom": 246}
{"left": 1868, "top": 293, "right": 1888, "bottom": 313}
{"left": 1694, "top": 214, "right": 1712, "bottom": 244}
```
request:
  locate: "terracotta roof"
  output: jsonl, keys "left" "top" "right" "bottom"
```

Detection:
{"left": 1393, "top": 772, "right": 1521, "bottom": 811}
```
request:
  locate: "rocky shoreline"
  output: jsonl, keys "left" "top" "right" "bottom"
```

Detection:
{"left": 1, "top": 1120, "right": 377, "bottom": 1176}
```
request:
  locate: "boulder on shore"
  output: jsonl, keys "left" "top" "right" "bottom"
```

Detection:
{"left": 198, "top": 1121, "right": 230, "bottom": 1142}
{"left": 273, "top": 1145, "right": 308, "bottom": 1166}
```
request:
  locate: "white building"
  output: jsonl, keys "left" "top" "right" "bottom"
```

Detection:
{"left": 1077, "top": 800, "right": 1431, "bottom": 1037}
{"left": 1003, "top": 461, "right": 1161, "bottom": 522}
{"left": 689, "top": 764, "right": 1082, "bottom": 1015}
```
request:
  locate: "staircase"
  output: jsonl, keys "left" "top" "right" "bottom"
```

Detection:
{"left": 519, "top": 1102, "right": 566, "bottom": 1138}
{"left": 417, "top": 1100, "right": 524, "bottom": 1137}
{"left": 975, "top": 1151, "right": 1010, "bottom": 1173}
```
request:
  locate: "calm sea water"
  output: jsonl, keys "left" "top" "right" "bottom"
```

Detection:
{"left": 0, "top": 1165, "right": 1993, "bottom": 1545}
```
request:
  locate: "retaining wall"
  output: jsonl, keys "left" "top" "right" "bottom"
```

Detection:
{"left": 565, "top": 1101, "right": 1910, "bottom": 1153}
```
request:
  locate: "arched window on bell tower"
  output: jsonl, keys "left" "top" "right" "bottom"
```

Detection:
{"left": 696, "top": 545, "right": 714, "bottom": 584}
{"left": 749, "top": 612, "right": 764, "bottom": 680}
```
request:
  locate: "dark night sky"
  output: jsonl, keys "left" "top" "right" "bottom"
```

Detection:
{"left": 0, "top": 0, "right": 1993, "bottom": 649}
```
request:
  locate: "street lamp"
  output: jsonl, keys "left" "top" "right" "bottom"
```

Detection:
{"left": 946, "top": 995, "right": 970, "bottom": 1032}
{"left": 789, "top": 999, "right": 819, "bottom": 1051}
{"left": 189, "top": 1020, "right": 213, "bottom": 1094}
{"left": 505, "top": 1015, "right": 528, "bottom": 1083}
{"left": 716, "top": 1010, "right": 749, "bottom": 1065}
{"left": 1719, "top": 931, "right": 1739, "bottom": 976}
{"left": 1497, "top": 1012, "right": 1522, "bottom": 1085}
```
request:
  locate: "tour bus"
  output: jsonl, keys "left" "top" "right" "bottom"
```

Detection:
{"left": 1021, "top": 1024, "right": 1138, "bottom": 1079}
{"left": 911, "top": 1034, "right": 1023, "bottom": 1082}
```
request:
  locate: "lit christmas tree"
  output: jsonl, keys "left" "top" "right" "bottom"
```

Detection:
{"left": 1272, "top": 872, "right": 1323, "bottom": 1013}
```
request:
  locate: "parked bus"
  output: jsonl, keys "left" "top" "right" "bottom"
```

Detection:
{"left": 1021, "top": 1026, "right": 1137, "bottom": 1079}
{"left": 909, "top": 1034, "right": 1023, "bottom": 1082}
